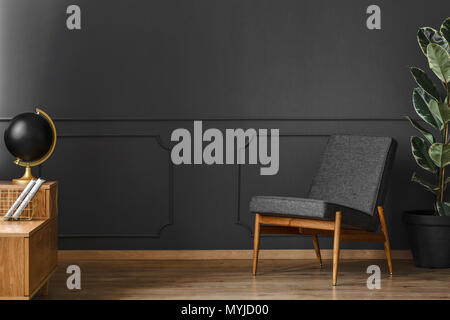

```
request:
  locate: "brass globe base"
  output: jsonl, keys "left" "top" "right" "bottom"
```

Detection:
{"left": 12, "top": 166, "right": 36, "bottom": 184}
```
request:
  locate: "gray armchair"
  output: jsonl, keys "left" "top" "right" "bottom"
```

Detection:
{"left": 250, "top": 135, "right": 397, "bottom": 285}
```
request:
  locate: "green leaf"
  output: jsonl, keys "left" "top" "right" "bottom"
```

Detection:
{"left": 440, "top": 17, "right": 450, "bottom": 47}
{"left": 411, "top": 172, "right": 439, "bottom": 195}
{"left": 405, "top": 116, "right": 435, "bottom": 144}
{"left": 410, "top": 67, "right": 441, "bottom": 101}
{"left": 418, "top": 27, "right": 449, "bottom": 55}
{"left": 428, "top": 100, "right": 450, "bottom": 124}
{"left": 411, "top": 137, "right": 438, "bottom": 173}
{"left": 427, "top": 43, "right": 450, "bottom": 84}
{"left": 412, "top": 87, "right": 442, "bottom": 129}
{"left": 435, "top": 201, "right": 450, "bottom": 216}
{"left": 429, "top": 143, "right": 450, "bottom": 168}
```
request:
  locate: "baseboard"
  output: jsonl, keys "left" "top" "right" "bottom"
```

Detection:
{"left": 58, "top": 249, "right": 412, "bottom": 260}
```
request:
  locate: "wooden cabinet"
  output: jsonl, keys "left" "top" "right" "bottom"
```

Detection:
{"left": 0, "top": 181, "right": 58, "bottom": 300}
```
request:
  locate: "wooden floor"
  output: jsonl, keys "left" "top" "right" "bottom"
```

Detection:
{"left": 37, "top": 258, "right": 450, "bottom": 300}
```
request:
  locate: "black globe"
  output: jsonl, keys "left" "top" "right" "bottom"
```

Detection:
{"left": 4, "top": 113, "right": 54, "bottom": 162}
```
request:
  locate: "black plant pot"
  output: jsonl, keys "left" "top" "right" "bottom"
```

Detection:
{"left": 403, "top": 211, "right": 450, "bottom": 268}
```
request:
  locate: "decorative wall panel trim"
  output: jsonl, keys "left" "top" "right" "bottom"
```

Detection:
{"left": 0, "top": 118, "right": 407, "bottom": 248}
{"left": 41, "top": 134, "right": 174, "bottom": 239}
{"left": 0, "top": 118, "right": 422, "bottom": 122}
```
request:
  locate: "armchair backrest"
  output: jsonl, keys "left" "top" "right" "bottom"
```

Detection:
{"left": 308, "top": 135, "right": 397, "bottom": 219}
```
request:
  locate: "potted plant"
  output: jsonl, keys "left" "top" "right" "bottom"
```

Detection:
{"left": 405, "top": 17, "right": 450, "bottom": 268}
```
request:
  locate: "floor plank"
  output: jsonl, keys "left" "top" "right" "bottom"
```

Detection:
{"left": 37, "top": 259, "right": 450, "bottom": 300}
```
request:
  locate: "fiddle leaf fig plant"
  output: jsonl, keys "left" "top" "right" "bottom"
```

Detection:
{"left": 409, "top": 17, "right": 450, "bottom": 216}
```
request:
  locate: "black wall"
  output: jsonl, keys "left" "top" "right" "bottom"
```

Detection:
{"left": 0, "top": 0, "right": 448, "bottom": 249}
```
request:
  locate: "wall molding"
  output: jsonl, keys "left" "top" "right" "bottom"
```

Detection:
{"left": 0, "top": 117, "right": 423, "bottom": 122}
{"left": 0, "top": 118, "right": 407, "bottom": 245}
{"left": 48, "top": 134, "right": 174, "bottom": 239}
{"left": 58, "top": 249, "right": 412, "bottom": 260}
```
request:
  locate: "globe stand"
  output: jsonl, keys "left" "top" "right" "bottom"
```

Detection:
{"left": 12, "top": 165, "right": 36, "bottom": 185}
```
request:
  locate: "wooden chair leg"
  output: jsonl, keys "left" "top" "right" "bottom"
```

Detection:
{"left": 332, "top": 211, "right": 342, "bottom": 286}
{"left": 378, "top": 206, "right": 393, "bottom": 275}
{"left": 252, "top": 214, "right": 261, "bottom": 275}
{"left": 312, "top": 234, "right": 322, "bottom": 267}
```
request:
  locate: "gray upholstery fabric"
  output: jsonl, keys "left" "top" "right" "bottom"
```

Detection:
{"left": 250, "top": 135, "right": 397, "bottom": 231}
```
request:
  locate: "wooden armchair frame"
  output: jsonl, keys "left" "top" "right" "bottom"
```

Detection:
{"left": 252, "top": 206, "right": 392, "bottom": 286}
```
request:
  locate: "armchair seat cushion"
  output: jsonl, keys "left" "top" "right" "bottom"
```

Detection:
{"left": 250, "top": 196, "right": 378, "bottom": 231}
